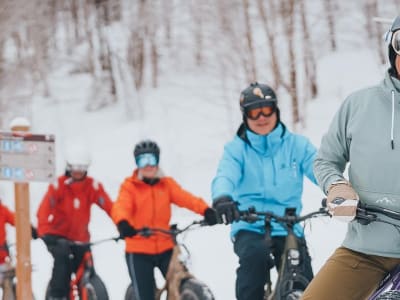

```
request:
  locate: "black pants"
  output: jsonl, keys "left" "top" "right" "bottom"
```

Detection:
{"left": 126, "top": 249, "right": 173, "bottom": 300}
{"left": 233, "top": 230, "right": 313, "bottom": 300}
{"left": 44, "top": 235, "right": 90, "bottom": 298}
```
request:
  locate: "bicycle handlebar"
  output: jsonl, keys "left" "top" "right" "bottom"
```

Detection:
{"left": 238, "top": 206, "right": 329, "bottom": 226}
{"left": 136, "top": 219, "right": 207, "bottom": 238}
{"left": 321, "top": 197, "right": 400, "bottom": 226}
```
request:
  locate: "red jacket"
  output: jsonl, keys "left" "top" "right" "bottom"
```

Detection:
{"left": 37, "top": 175, "right": 113, "bottom": 242}
{"left": 0, "top": 203, "right": 15, "bottom": 263}
{"left": 112, "top": 170, "right": 209, "bottom": 254}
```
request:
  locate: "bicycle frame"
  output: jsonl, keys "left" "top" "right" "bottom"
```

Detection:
{"left": 124, "top": 221, "right": 215, "bottom": 300}
{"left": 155, "top": 243, "right": 192, "bottom": 300}
{"left": 69, "top": 251, "right": 94, "bottom": 300}
{"left": 239, "top": 207, "right": 328, "bottom": 300}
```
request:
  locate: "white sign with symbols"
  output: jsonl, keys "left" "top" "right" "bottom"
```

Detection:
{"left": 0, "top": 131, "right": 56, "bottom": 182}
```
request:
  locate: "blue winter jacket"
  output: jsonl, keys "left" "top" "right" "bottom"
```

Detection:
{"left": 212, "top": 122, "right": 317, "bottom": 239}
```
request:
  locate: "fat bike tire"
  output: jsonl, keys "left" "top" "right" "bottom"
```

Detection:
{"left": 275, "top": 273, "right": 310, "bottom": 300}
{"left": 82, "top": 273, "right": 109, "bottom": 300}
{"left": 124, "top": 284, "right": 137, "bottom": 300}
{"left": 179, "top": 278, "right": 215, "bottom": 300}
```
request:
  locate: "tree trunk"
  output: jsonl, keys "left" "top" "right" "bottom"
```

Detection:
{"left": 300, "top": 0, "right": 318, "bottom": 100}
{"left": 280, "top": 0, "right": 299, "bottom": 128}
{"left": 257, "top": 0, "right": 281, "bottom": 89}
{"left": 242, "top": 0, "right": 257, "bottom": 82}
{"left": 324, "top": 0, "right": 337, "bottom": 51}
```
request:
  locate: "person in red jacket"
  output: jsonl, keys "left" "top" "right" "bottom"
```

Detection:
{"left": 37, "top": 146, "right": 113, "bottom": 300}
{"left": 0, "top": 198, "right": 37, "bottom": 285}
{"left": 0, "top": 200, "right": 15, "bottom": 266}
{"left": 112, "top": 139, "right": 218, "bottom": 300}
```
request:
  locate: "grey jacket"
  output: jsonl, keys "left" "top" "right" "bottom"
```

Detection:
{"left": 314, "top": 70, "right": 400, "bottom": 257}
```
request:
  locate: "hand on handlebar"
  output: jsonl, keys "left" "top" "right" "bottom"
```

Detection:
{"left": 212, "top": 195, "right": 240, "bottom": 225}
{"left": 204, "top": 207, "right": 219, "bottom": 226}
{"left": 326, "top": 180, "right": 359, "bottom": 222}
{"left": 117, "top": 220, "right": 138, "bottom": 238}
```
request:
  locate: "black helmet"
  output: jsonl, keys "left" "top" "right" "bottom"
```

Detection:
{"left": 239, "top": 82, "right": 277, "bottom": 114}
{"left": 134, "top": 140, "right": 160, "bottom": 163}
{"left": 387, "top": 16, "right": 400, "bottom": 76}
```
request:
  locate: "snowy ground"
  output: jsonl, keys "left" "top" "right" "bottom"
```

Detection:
{"left": 0, "top": 47, "right": 387, "bottom": 299}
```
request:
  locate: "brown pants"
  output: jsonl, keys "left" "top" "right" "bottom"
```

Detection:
{"left": 301, "top": 247, "right": 400, "bottom": 300}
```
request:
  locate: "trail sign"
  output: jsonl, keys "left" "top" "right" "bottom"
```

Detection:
{"left": 0, "top": 131, "right": 55, "bottom": 182}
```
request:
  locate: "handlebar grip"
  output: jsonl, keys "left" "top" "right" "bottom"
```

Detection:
{"left": 321, "top": 198, "right": 327, "bottom": 208}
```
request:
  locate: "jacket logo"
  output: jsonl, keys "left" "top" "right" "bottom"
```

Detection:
{"left": 375, "top": 197, "right": 396, "bottom": 205}
{"left": 73, "top": 198, "right": 80, "bottom": 209}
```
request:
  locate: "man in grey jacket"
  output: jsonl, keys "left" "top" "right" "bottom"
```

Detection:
{"left": 302, "top": 16, "right": 400, "bottom": 299}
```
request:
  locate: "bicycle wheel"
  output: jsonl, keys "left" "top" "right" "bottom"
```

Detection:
{"left": 124, "top": 284, "right": 139, "bottom": 300}
{"left": 80, "top": 273, "right": 109, "bottom": 300}
{"left": 275, "top": 273, "right": 310, "bottom": 300}
{"left": 375, "top": 290, "right": 400, "bottom": 300}
{"left": 179, "top": 278, "right": 215, "bottom": 300}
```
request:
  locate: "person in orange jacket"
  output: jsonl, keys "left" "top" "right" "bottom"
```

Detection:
{"left": 37, "top": 146, "right": 113, "bottom": 300}
{"left": 112, "top": 139, "right": 218, "bottom": 300}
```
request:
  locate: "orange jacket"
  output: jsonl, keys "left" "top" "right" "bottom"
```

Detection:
{"left": 112, "top": 170, "right": 209, "bottom": 254}
{"left": 37, "top": 175, "right": 113, "bottom": 242}
{"left": 0, "top": 203, "right": 15, "bottom": 263}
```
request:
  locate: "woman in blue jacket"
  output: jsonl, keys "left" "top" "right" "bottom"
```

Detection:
{"left": 212, "top": 82, "right": 318, "bottom": 300}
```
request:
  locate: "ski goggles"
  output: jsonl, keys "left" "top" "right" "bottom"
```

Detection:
{"left": 391, "top": 30, "right": 400, "bottom": 55}
{"left": 66, "top": 164, "right": 89, "bottom": 172}
{"left": 135, "top": 153, "right": 158, "bottom": 168}
{"left": 244, "top": 105, "right": 276, "bottom": 120}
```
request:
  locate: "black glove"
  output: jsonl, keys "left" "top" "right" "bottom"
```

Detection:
{"left": 31, "top": 226, "right": 38, "bottom": 240}
{"left": 117, "top": 220, "right": 137, "bottom": 238}
{"left": 204, "top": 207, "right": 218, "bottom": 226}
{"left": 212, "top": 195, "right": 240, "bottom": 224}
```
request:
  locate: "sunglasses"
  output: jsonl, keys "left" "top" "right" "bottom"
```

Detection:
{"left": 136, "top": 153, "right": 158, "bottom": 168}
{"left": 245, "top": 105, "right": 276, "bottom": 120}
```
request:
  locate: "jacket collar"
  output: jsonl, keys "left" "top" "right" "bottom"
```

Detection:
{"left": 237, "top": 122, "right": 286, "bottom": 155}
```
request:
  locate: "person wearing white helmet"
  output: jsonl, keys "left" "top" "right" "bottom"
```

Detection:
{"left": 36, "top": 146, "right": 114, "bottom": 300}
{"left": 302, "top": 16, "right": 400, "bottom": 299}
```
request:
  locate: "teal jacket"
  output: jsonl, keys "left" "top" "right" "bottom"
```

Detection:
{"left": 212, "top": 123, "right": 317, "bottom": 239}
{"left": 314, "top": 70, "right": 400, "bottom": 257}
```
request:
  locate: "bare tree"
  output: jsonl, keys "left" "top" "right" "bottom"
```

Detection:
{"left": 299, "top": 0, "right": 318, "bottom": 100}
{"left": 364, "top": 0, "right": 385, "bottom": 64}
{"left": 257, "top": 0, "right": 281, "bottom": 89}
{"left": 242, "top": 0, "right": 257, "bottom": 82}
{"left": 324, "top": 0, "right": 337, "bottom": 51}
{"left": 279, "top": 0, "right": 300, "bottom": 127}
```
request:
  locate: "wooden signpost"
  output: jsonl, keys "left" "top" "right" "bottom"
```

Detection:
{"left": 0, "top": 117, "right": 56, "bottom": 300}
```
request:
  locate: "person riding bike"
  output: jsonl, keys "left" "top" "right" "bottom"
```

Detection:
{"left": 112, "top": 139, "right": 218, "bottom": 300}
{"left": 211, "top": 82, "right": 318, "bottom": 300}
{"left": 36, "top": 145, "right": 114, "bottom": 300}
{"left": 302, "top": 16, "right": 400, "bottom": 300}
{"left": 0, "top": 196, "right": 37, "bottom": 284}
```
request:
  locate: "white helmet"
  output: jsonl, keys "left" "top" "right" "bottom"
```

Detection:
{"left": 65, "top": 145, "right": 91, "bottom": 172}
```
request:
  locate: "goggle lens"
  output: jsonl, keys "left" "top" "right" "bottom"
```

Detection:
{"left": 392, "top": 30, "right": 400, "bottom": 55}
{"left": 245, "top": 106, "right": 275, "bottom": 120}
{"left": 67, "top": 164, "right": 88, "bottom": 172}
{"left": 136, "top": 153, "right": 158, "bottom": 168}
